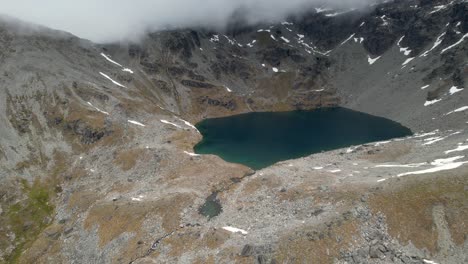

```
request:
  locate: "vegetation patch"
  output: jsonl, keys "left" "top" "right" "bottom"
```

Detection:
{"left": 256, "top": 72, "right": 296, "bottom": 99}
{"left": 84, "top": 193, "right": 192, "bottom": 248}
{"left": 0, "top": 151, "right": 69, "bottom": 263}
{"left": 241, "top": 174, "right": 282, "bottom": 196}
{"left": 2, "top": 179, "right": 55, "bottom": 263}
{"left": 361, "top": 142, "right": 413, "bottom": 163}
{"left": 164, "top": 229, "right": 229, "bottom": 257}
{"left": 274, "top": 218, "right": 360, "bottom": 263}
{"left": 113, "top": 149, "right": 143, "bottom": 171}
{"left": 369, "top": 173, "right": 468, "bottom": 253}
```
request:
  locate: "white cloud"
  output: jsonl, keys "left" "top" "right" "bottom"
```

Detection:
{"left": 0, "top": 0, "right": 373, "bottom": 43}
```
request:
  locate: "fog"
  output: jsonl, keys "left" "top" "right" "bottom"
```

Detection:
{"left": 1, "top": 0, "right": 374, "bottom": 43}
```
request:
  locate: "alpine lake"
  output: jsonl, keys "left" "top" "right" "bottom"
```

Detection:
{"left": 194, "top": 108, "right": 412, "bottom": 170}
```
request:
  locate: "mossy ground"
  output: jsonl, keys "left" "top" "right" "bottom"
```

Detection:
{"left": 0, "top": 152, "right": 68, "bottom": 263}
{"left": 2, "top": 179, "right": 55, "bottom": 264}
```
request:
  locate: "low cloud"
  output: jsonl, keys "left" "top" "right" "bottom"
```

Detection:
{"left": 1, "top": 0, "right": 374, "bottom": 43}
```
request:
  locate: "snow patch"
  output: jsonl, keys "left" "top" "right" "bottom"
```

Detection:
{"left": 424, "top": 99, "right": 441, "bottom": 106}
{"left": 100, "top": 53, "right": 123, "bottom": 67}
{"left": 446, "top": 106, "right": 468, "bottom": 115}
{"left": 315, "top": 7, "right": 331, "bottom": 13}
{"left": 272, "top": 67, "right": 279, "bottom": 73}
{"left": 223, "top": 35, "right": 238, "bottom": 46}
{"left": 176, "top": 117, "right": 198, "bottom": 130}
{"left": 87, "top": 102, "right": 109, "bottom": 115}
{"left": 423, "top": 136, "right": 446, "bottom": 145}
{"left": 420, "top": 85, "right": 430, "bottom": 90}
{"left": 380, "top": 15, "right": 389, "bottom": 26}
{"left": 246, "top": 40, "right": 256, "bottom": 48}
{"left": 374, "top": 140, "right": 391, "bottom": 146}
{"left": 368, "top": 56, "right": 381, "bottom": 65}
{"left": 222, "top": 226, "right": 248, "bottom": 235}
{"left": 128, "top": 120, "right": 145, "bottom": 127}
{"left": 224, "top": 86, "right": 232, "bottom": 92}
{"left": 430, "top": 5, "right": 448, "bottom": 14}
{"left": 131, "top": 195, "right": 144, "bottom": 202}
{"left": 122, "top": 68, "right": 134, "bottom": 74}
{"left": 340, "top": 33, "right": 355, "bottom": 45}
{"left": 209, "top": 35, "right": 219, "bottom": 42}
{"left": 445, "top": 145, "right": 468, "bottom": 154}
{"left": 420, "top": 32, "right": 446, "bottom": 57}
{"left": 160, "top": 120, "right": 182, "bottom": 129}
{"left": 325, "top": 9, "right": 354, "bottom": 17}
{"left": 413, "top": 130, "right": 438, "bottom": 138}
{"left": 184, "top": 151, "right": 201, "bottom": 157}
{"left": 402, "top": 57, "right": 415, "bottom": 66}
{"left": 346, "top": 146, "right": 358, "bottom": 153}
{"left": 399, "top": 47, "right": 412, "bottom": 56}
{"left": 280, "top": 36, "right": 290, "bottom": 43}
{"left": 375, "top": 163, "right": 426, "bottom": 168}
{"left": 398, "top": 156, "right": 467, "bottom": 177}
{"left": 99, "top": 72, "right": 126, "bottom": 88}
{"left": 449, "top": 86, "right": 464, "bottom": 95}
{"left": 423, "top": 259, "right": 439, "bottom": 264}
{"left": 396, "top": 36, "right": 404, "bottom": 46}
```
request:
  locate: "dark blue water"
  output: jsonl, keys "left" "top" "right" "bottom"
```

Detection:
{"left": 194, "top": 108, "right": 412, "bottom": 170}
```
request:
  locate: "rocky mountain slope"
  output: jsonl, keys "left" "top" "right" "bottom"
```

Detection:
{"left": 0, "top": 0, "right": 467, "bottom": 263}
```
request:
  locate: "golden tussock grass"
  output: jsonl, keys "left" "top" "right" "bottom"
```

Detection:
{"left": 369, "top": 173, "right": 468, "bottom": 253}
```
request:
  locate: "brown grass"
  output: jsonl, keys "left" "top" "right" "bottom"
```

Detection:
{"left": 110, "top": 181, "right": 135, "bottom": 193}
{"left": 18, "top": 224, "right": 64, "bottom": 264}
{"left": 369, "top": 173, "right": 468, "bottom": 253}
{"left": 193, "top": 256, "right": 215, "bottom": 264}
{"left": 256, "top": 72, "right": 296, "bottom": 100}
{"left": 116, "top": 96, "right": 163, "bottom": 116}
{"left": 164, "top": 229, "right": 229, "bottom": 257}
{"left": 113, "top": 149, "right": 143, "bottom": 171}
{"left": 168, "top": 130, "right": 201, "bottom": 150}
{"left": 68, "top": 190, "right": 100, "bottom": 212}
{"left": 274, "top": 219, "right": 360, "bottom": 263}
{"left": 361, "top": 142, "right": 413, "bottom": 163}
{"left": 56, "top": 101, "right": 130, "bottom": 151}
{"left": 84, "top": 193, "right": 192, "bottom": 248}
{"left": 65, "top": 102, "right": 107, "bottom": 130}
{"left": 241, "top": 174, "right": 283, "bottom": 196}
{"left": 161, "top": 153, "right": 251, "bottom": 194}
{"left": 189, "top": 90, "right": 250, "bottom": 120}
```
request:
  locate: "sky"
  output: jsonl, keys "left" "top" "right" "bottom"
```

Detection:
{"left": 0, "top": 0, "right": 373, "bottom": 43}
